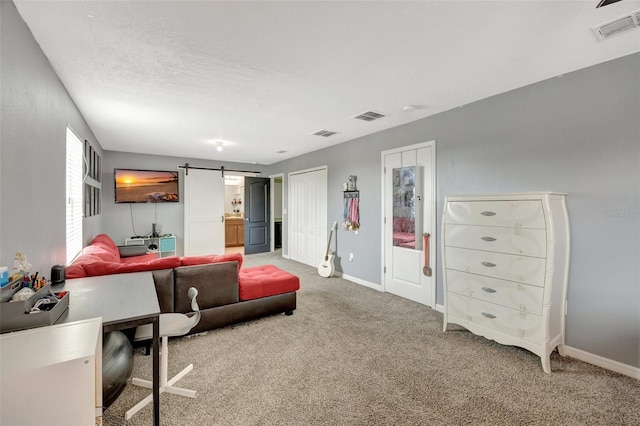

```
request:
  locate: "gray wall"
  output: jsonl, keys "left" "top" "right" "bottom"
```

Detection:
{"left": 2, "top": 0, "right": 637, "bottom": 368}
{"left": 265, "top": 53, "right": 640, "bottom": 368}
{"left": 1, "top": 2, "right": 103, "bottom": 274}
{"left": 102, "top": 151, "right": 266, "bottom": 255}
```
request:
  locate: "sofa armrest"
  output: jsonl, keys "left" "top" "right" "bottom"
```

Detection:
{"left": 174, "top": 261, "right": 239, "bottom": 312}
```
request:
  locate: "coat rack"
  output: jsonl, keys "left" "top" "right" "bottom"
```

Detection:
{"left": 342, "top": 175, "right": 360, "bottom": 231}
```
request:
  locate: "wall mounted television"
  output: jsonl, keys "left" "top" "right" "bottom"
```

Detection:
{"left": 114, "top": 169, "right": 179, "bottom": 203}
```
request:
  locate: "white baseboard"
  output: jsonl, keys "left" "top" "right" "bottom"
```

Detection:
{"left": 334, "top": 272, "right": 638, "bottom": 380}
{"left": 281, "top": 253, "right": 290, "bottom": 259}
{"left": 563, "top": 346, "right": 640, "bottom": 380}
{"left": 334, "top": 271, "right": 383, "bottom": 291}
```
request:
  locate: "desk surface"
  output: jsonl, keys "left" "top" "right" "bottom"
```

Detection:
{"left": 53, "top": 271, "right": 160, "bottom": 330}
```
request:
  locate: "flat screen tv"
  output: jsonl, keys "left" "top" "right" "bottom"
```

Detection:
{"left": 114, "top": 169, "right": 179, "bottom": 203}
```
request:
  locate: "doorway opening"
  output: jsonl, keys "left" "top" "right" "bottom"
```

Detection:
{"left": 224, "top": 175, "right": 245, "bottom": 255}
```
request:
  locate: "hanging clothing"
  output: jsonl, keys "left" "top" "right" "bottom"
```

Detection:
{"left": 343, "top": 192, "right": 360, "bottom": 230}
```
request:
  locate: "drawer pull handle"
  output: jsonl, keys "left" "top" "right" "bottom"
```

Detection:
{"left": 482, "top": 312, "right": 496, "bottom": 319}
{"left": 481, "top": 211, "right": 496, "bottom": 216}
{"left": 481, "top": 287, "right": 497, "bottom": 293}
{"left": 481, "top": 236, "right": 496, "bottom": 242}
{"left": 482, "top": 262, "right": 496, "bottom": 267}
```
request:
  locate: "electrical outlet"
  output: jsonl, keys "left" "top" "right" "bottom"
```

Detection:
{"left": 349, "top": 253, "right": 354, "bottom": 261}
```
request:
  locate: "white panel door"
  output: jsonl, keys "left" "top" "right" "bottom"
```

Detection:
{"left": 184, "top": 168, "right": 225, "bottom": 255}
{"left": 383, "top": 142, "right": 436, "bottom": 307}
{"left": 289, "top": 172, "right": 306, "bottom": 264}
{"left": 288, "top": 167, "right": 327, "bottom": 267}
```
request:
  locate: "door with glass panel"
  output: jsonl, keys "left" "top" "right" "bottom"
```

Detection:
{"left": 382, "top": 142, "right": 436, "bottom": 307}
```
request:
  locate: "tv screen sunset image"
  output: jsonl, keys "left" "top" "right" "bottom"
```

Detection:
{"left": 114, "top": 169, "right": 179, "bottom": 203}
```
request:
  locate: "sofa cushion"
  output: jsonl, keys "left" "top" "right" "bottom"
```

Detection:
{"left": 239, "top": 265, "right": 300, "bottom": 301}
{"left": 82, "top": 256, "right": 181, "bottom": 277}
{"left": 180, "top": 253, "right": 243, "bottom": 269}
{"left": 174, "top": 262, "right": 239, "bottom": 312}
{"left": 152, "top": 269, "right": 175, "bottom": 313}
{"left": 120, "top": 253, "right": 159, "bottom": 264}
{"left": 65, "top": 262, "right": 87, "bottom": 279}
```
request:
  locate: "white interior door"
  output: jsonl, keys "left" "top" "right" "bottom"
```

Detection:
{"left": 184, "top": 168, "right": 225, "bottom": 255}
{"left": 288, "top": 167, "right": 327, "bottom": 267}
{"left": 382, "top": 142, "right": 436, "bottom": 307}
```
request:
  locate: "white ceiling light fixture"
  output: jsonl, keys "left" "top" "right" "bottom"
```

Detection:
{"left": 216, "top": 141, "right": 223, "bottom": 152}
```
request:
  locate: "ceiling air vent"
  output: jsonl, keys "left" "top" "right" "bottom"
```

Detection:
{"left": 353, "top": 110, "right": 387, "bottom": 122}
{"left": 592, "top": 9, "right": 640, "bottom": 40}
{"left": 312, "top": 130, "right": 337, "bottom": 137}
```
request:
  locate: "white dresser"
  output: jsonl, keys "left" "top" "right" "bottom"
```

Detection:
{"left": 442, "top": 192, "right": 570, "bottom": 373}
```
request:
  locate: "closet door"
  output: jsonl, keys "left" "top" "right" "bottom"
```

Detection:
{"left": 288, "top": 167, "right": 327, "bottom": 267}
{"left": 184, "top": 168, "right": 225, "bottom": 255}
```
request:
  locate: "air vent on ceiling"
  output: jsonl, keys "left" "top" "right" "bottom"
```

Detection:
{"left": 353, "top": 110, "right": 387, "bottom": 122}
{"left": 592, "top": 9, "right": 640, "bottom": 40}
{"left": 312, "top": 130, "right": 337, "bottom": 137}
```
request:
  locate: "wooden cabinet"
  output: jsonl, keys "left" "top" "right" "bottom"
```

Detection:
{"left": 442, "top": 192, "right": 570, "bottom": 373}
{"left": 225, "top": 218, "right": 245, "bottom": 247}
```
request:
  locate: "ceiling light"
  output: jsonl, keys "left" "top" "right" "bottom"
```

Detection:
{"left": 216, "top": 142, "right": 223, "bottom": 152}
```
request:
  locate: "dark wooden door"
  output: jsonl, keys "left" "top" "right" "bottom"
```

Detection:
{"left": 244, "top": 177, "right": 270, "bottom": 254}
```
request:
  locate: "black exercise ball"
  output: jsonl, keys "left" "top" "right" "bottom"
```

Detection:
{"left": 102, "top": 330, "right": 134, "bottom": 409}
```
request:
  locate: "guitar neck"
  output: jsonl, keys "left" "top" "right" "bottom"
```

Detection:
{"left": 324, "top": 223, "right": 337, "bottom": 257}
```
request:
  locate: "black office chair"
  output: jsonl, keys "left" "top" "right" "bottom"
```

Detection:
{"left": 125, "top": 287, "right": 201, "bottom": 420}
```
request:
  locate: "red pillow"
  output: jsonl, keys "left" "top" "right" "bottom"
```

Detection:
{"left": 91, "top": 234, "right": 118, "bottom": 252}
{"left": 82, "top": 256, "right": 181, "bottom": 277}
{"left": 180, "top": 253, "right": 243, "bottom": 269}
{"left": 82, "top": 244, "right": 119, "bottom": 262}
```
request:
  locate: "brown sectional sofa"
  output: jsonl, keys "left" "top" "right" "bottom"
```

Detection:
{"left": 152, "top": 261, "right": 299, "bottom": 334}
{"left": 68, "top": 234, "right": 300, "bottom": 334}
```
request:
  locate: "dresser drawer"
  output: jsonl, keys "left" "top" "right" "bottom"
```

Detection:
{"left": 445, "top": 224, "right": 546, "bottom": 257}
{"left": 446, "top": 269, "right": 543, "bottom": 314}
{"left": 444, "top": 200, "right": 545, "bottom": 228}
{"left": 445, "top": 247, "right": 546, "bottom": 287}
{"left": 447, "top": 293, "right": 542, "bottom": 343}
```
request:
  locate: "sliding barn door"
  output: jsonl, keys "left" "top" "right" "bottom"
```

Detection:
{"left": 184, "top": 168, "right": 225, "bottom": 255}
{"left": 288, "top": 167, "right": 327, "bottom": 267}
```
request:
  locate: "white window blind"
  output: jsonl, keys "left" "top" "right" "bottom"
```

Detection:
{"left": 66, "top": 127, "right": 83, "bottom": 264}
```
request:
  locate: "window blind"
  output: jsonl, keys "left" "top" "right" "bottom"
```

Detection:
{"left": 66, "top": 127, "right": 83, "bottom": 264}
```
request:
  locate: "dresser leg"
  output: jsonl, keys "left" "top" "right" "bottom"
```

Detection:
{"left": 557, "top": 344, "right": 567, "bottom": 357}
{"left": 541, "top": 355, "right": 551, "bottom": 374}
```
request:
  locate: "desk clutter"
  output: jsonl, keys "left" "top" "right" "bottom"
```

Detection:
{"left": 0, "top": 284, "right": 70, "bottom": 333}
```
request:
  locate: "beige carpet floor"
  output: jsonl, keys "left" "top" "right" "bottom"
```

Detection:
{"left": 103, "top": 251, "right": 640, "bottom": 425}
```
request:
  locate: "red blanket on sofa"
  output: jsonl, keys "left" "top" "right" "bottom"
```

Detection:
{"left": 66, "top": 234, "right": 242, "bottom": 279}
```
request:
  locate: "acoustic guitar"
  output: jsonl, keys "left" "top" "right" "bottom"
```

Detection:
{"left": 318, "top": 221, "right": 338, "bottom": 278}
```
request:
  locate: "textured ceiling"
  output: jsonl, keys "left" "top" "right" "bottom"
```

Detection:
{"left": 13, "top": 1, "right": 640, "bottom": 165}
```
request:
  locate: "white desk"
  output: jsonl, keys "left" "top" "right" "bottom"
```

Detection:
{"left": 0, "top": 317, "right": 103, "bottom": 425}
{"left": 53, "top": 272, "right": 161, "bottom": 425}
